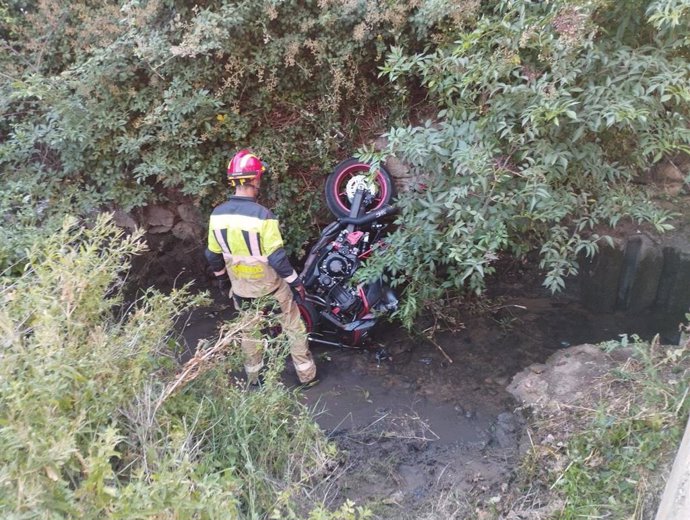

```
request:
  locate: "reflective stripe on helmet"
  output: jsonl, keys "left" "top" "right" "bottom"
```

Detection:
{"left": 238, "top": 153, "right": 258, "bottom": 171}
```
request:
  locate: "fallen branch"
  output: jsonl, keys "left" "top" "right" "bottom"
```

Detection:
{"left": 154, "top": 313, "right": 263, "bottom": 414}
{"left": 425, "top": 335, "right": 454, "bottom": 364}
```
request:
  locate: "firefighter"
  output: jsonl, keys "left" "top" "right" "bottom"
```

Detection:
{"left": 205, "top": 149, "right": 316, "bottom": 386}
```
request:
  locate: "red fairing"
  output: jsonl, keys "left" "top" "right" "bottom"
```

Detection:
{"left": 358, "top": 285, "right": 370, "bottom": 315}
{"left": 346, "top": 231, "right": 364, "bottom": 245}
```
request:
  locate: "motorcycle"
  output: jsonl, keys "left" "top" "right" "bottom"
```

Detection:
{"left": 298, "top": 158, "right": 399, "bottom": 348}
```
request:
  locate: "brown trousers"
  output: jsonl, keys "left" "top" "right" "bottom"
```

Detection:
{"left": 234, "top": 281, "right": 316, "bottom": 384}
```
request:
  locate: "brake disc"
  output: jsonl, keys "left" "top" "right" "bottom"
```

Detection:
{"left": 345, "top": 175, "right": 379, "bottom": 202}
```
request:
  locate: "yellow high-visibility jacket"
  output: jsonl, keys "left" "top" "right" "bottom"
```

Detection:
{"left": 205, "top": 196, "right": 299, "bottom": 298}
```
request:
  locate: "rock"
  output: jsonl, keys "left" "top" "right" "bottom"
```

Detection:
{"left": 497, "top": 412, "right": 516, "bottom": 433}
{"left": 494, "top": 376, "right": 509, "bottom": 386}
{"left": 644, "top": 155, "right": 689, "bottom": 188}
{"left": 143, "top": 205, "right": 175, "bottom": 232}
{"left": 177, "top": 203, "right": 203, "bottom": 224}
{"left": 653, "top": 160, "right": 685, "bottom": 183}
{"left": 656, "top": 248, "right": 690, "bottom": 317}
{"left": 542, "top": 434, "right": 556, "bottom": 445}
{"left": 582, "top": 233, "right": 665, "bottom": 314}
{"left": 579, "top": 241, "right": 625, "bottom": 313}
{"left": 577, "top": 220, "right": 690, "bottom": 339}
{"left": 493, "top": 412, "right": 519, "bottom": 449}
{"left": 172, "top": 221, "right": 203, "bottom": 241}
{"left": 662, "top": 182, "right": 684, "bottom": 197}
{"left": 112, "top": 209, "right": 137, "bottom": 231}
{"left": 507, "top": 344, "right": 617, "bottom": 411}
{"left": 382, "top": 490, "right": 405, "bottom": 505}
{"left": 148, "top": 225, "right": 173, "bottom": 234}
{"left": 374, "top": 136, "right": 415, "bottom": 193}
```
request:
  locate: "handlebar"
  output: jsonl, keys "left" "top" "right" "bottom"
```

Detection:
{"left": 338, "top": 204, "right": 397, "bottom": 226}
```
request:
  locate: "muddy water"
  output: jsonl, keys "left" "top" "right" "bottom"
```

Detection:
{"left": 180, "top": 278, "right": 666, "bottom": 517}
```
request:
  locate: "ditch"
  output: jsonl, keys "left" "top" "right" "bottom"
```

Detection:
{"left": 126, "top": 208, "right": 690, "bottom": 518}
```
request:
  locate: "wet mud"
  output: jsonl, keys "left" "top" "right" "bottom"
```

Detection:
{"left": 179, "top": 271, "right": 664, "bottom": 518}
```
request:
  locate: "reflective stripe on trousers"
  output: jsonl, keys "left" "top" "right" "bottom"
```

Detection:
{"left": 237, "top": 281, "right": 316, "bottom": 384}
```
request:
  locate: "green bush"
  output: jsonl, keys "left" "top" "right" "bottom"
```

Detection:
{"left": 360, "top": 0, "right": 690, "bottom": 325}
{"left": 0, "top": 215, "right": 360, "bottom": 519}
{"left": 4, "top": 0, "right": 689, "bottom": 323}
{"left": 0, "top": 0, "right": 436, "bottom": 270}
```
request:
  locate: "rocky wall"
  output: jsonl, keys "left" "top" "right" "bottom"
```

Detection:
{"left": 579, "top": 232, "right": 690, "bottom": 340}
{"left": 112, "top": 203, "right": 210, "bottom": 294}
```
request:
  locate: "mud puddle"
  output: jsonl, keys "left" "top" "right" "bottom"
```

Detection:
{"left": 178, "top": 280, "right": 664, "bottom": 518}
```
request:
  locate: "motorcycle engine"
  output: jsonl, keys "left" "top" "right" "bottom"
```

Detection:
{"left": 316, "top": 237, "right": 361, "bottom": 312}
{"left": 321, "top": 251, "right": 355, "bottom": 279}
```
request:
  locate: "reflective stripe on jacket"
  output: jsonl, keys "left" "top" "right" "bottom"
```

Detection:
{"left": 205, "top": 196, "right": 299, "bottom": 298}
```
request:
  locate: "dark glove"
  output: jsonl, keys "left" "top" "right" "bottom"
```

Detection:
{"left": 214, "top": 275, "right": 231, "bottom": 293}
{"left": 291, "top": 281, "right": 306, "bottom": 303}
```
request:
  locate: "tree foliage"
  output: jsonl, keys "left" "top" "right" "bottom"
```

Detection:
{"left": 359, "top": 0, "right": 690, "bottom": 324}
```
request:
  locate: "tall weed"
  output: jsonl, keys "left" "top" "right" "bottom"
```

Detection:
{"left": 0, "top": 215, "right": 362, "bottom": 519}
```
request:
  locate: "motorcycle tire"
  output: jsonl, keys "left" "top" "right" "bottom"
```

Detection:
{"left": 298, "top": 300, "right": 320, "bottom": 333}
{"left": 324, "top": 158, "right": 396, "bottom": 219}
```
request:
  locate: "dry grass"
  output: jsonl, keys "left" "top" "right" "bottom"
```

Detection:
{"left": 154, "top": 311, "right": 263, "bottom": 412}
{"left": 499, "top": 335, "right": 690, "bottom": 520}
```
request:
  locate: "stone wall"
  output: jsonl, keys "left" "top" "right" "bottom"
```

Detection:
{"left": 112, "top": 203, "right": 209, "bottom": 294}
{"left": 579, "top": 231, "right": 690, "bottom": 340}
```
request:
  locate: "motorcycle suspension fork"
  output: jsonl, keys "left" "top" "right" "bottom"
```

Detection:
{"left": 346, "top": 189, "right": 365, "bottom": 232}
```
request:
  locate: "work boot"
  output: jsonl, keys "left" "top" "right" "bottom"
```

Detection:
{"left": 245, "top": 378, "right": 263, "bottom": 392}
{"left": 245, "top": 370, "right": 266, "bottom": 391}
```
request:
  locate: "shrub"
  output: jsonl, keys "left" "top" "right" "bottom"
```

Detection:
{"left": 0, "top": 0, "right": 437, "bottom": 270}
{"left": 0, "top": 215, "right": 356, "bottom": 519}
{"left": 358, "top": 0, "right": 690, "bottom": 324}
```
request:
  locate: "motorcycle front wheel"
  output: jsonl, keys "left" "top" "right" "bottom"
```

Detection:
{"left": 324, "top": 158, "right": 396, "bottom": 218}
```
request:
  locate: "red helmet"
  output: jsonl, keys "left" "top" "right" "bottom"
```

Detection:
{"left": 227, "top": 149, "right": 267, "bottom": 186}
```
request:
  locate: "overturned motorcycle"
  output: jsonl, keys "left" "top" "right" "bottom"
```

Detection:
{"left": 297, "top": 158, "right": 399, "bottom": 348}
